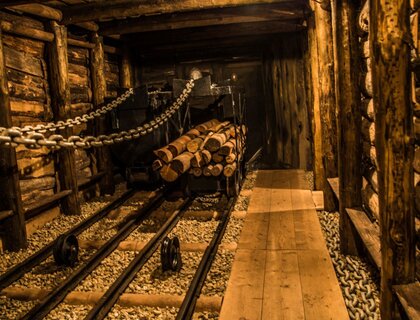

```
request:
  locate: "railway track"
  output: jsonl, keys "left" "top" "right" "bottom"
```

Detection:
{"left": 1, "top": 186, "right": 240, "bottom": 319}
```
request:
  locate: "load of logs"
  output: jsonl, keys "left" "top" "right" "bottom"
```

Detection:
{"left": 153, "top": 119, "right": 245, "bottom": 182}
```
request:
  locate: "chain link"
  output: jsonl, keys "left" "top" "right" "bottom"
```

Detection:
{"left": 318, "top": 211, "right": 381, "bottom": 320}
{"left": 9, "top": 88, "right": 134, "bottom": 135}
{"left": 0, "top": 80, "right": 194, "bottom": 150}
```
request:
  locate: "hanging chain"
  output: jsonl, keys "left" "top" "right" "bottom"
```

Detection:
{"left": 318, "top": 211, "right": 381, "bottom": 320}
{"left": 0, "top": 79, "right": 194, "bottom": 150}
{"left": 9, "top": 88, "right": 134, "bottom": 135}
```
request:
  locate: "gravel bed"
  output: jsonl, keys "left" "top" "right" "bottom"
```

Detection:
{"left": 220, "top": 217, "right": 244, "bottom": 244}
{"left": 106, "top": 305, "right": 178, "bottom": 320}
{"left": 242, "top": 170, "right": 257, "bottom": 190}
{"left": 169, "top": 219, "right": 219, "bottom": 243}
{"left": 193, "top": 311, "right": 219, "bottom": 319}
{"left": 304, "top": 170, "right": 314, "bottom": 191}
{"left": 201, "top": 250, "right": 235, "bottom": 296}
{"left": 234, "top": 195, "right": 249, "bottom": 211}
{"left": 125, "top": 250, "right": 203, "bottom": 295}
{"left": 75, "top": 250, "right": 137, "bottom": 292}
{"left": 0, "top": 183, "right": 128, "bottom": 275}
{"left": 45, "top": 304, "right": 91, "bottom": 320}
{"left": 0, "top": 296, "right": 36, "bottom": 319}
{"left": 13, "top": 249, "right": 93, "bottom": 290}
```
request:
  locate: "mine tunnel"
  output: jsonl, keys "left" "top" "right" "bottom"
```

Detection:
{"left": 0, "top": 1, "right": 418, "bottom": 319}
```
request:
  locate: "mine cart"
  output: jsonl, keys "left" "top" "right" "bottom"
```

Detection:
{"left": 172, "top": 75, "right": 247, "bottom": 197}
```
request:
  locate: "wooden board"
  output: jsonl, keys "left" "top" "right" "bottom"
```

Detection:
{"left": 298, "top": 249, "right": 349, "bottom": 320}
{"left": 221, "top": 170, "right": 349, "bottom": 320}
{"left": 327, "top": 177, "right": 340, "bottom": 201}
{"left": 262, "top": 250, "right": 305, "bottom": 320}
{"left": 393, "top": 283, "right": 420, "bottom": 320}
{"left": 219, "top": 249, "right": 266, "bottom": 320}
{"left": 346, "top": 208, "right": 381, "bottom": 269}
{"left": 311, "top": 190, "right": 324, "bottom": 210}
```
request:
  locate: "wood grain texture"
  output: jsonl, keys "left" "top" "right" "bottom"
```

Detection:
{"left": 47, "top": 21, "right": 80, "bottom": 216}
{"left": 0, "top": 27, "right": 27, "bottom": 251}
{"left": 90, "top": 32, "right": 114, "bottom": 195}
{"left": 63, "top": 0, "right": 307, "bottom": 24}
{"left": 336, "top": 0, "right": 363, "bottom": 254}
{"left": 221, "top": 170, "right": 348, "bottom": 320}
{"left": 370, "top": 0, "right": 416, "bottom": 317}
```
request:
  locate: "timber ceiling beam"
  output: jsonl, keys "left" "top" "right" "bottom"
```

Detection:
{"left": 136, "top": 34, "right": 272, "bottom": 57}
{"left": 125, "top": 20, "right": 305, "bottom": 47}
{"left": 0, "top": 0, "right": 50, "bottom": 9}
{"left": 62, "top": 0, "right": 307, "bottom": 24}
{"left": 98, "top": 4, "right": 305, "bottom": 35}
{"left": 6, "top": 3, "right": 62, "bottom": 21}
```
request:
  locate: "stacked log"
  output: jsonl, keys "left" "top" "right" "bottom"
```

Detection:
{"left": 358, "top": 0, "right": 380, "bottom": 221}
{"left": 153, "top": 119, "right": 246, "bottom": 182}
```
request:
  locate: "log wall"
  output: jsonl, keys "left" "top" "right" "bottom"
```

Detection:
{"left": 68, "top": 45, "right": 95, "bottom": 184}
{"left": 262, "top": 33, "right": 311, "bottom": 170}
{"left": 358, "top": 0, "right": 379, "bottom": 221}
{"left": 1, "top": 12, "right": 56, "bottom": 209}
{"left": 104, "top": 52, "right": 120, "bottom": 98}
{"left": 0, "top": 11, "right": 122, "bottom": 214}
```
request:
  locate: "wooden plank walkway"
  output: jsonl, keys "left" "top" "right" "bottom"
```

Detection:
{"left": 219, "top": 170, "right": 349, "bottom": 320}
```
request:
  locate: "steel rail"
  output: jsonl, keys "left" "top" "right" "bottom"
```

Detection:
{"left": 0, "top": 188, "right": 136, "bottom": 291}
{"left": 85, "top": 196, "right": 194, "bottom": 320}
{"left": 20, "top": 189, "right": 166, "bottom": 320}
{"left": 176, "top": 196, "right": 236, "bottom": 320}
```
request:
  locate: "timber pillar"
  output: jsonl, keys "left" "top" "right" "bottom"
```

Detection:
{"left": 334, "top": 0, "right": 362, "bottom": 254}
{"left": 0, "top": 27, "right": 27, "bottom": 250}
{"left": 90, "top": 32, "right": 115, "bottom": 195}
{"left": 47, "top": 21, "right": 81, "bottom": 215}
{"left": 370, "top": 0, "right": 416, "bottom": 318}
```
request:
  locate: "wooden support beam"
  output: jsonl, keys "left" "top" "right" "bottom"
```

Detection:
{"left": 370, "top": 0, "right": 416, "bottom": 318}
{"left": 126, "top": 20, "right": 304, "bottom": 47}
{"left": 0, "top": 28, "right": 27, "bottom": 251}
{"left": 309, "top": 1, "right": 338, "bottom": 211}
{"left": 0, "top": 1, "right": 50, "bottom": 9}
{"left": 0, "top": 210, "right": 13, "bottom": 222}
{"left": 8, "top": 4, "right": 62, "bottom": 21}
{"left": 62, "top": 0, "right": 307, "bottom": 24}
{"left": 98, "top": 4, "right": 303, "bottom": 36}
{"left": 136, "top": 34, "right": 271, "bottom": 61}
{"left": 74, "top": 22, "right": 98, "bottom": 32}
{"left": 1, "top": 20, "right": 54, "bottom": 42}
{"left": 47, "top": 21, "right": 81, "bottom": 216}
{"left": 306, "top": 10, "right": 323, "bottom": 192}
{"left": 90, "top": 32, "right": 115, "bottom": 195}
{"left": 119, "top": 45, "right": 134, "bottom": 89}
{"left": 334, "top": 0, "right": 362, "bottom": 254}
{"left": 24, "top": 190, "right": 72, "bottom": 220}
{"left": 67, "top": 38, "right": 94, "bottom": 49}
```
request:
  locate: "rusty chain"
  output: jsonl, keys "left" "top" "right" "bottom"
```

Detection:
{"left": 318, "top": 211, "right": 381, "bottom": 320}
{"left": 0, "top": 79, "right": 194, "bottom": 150}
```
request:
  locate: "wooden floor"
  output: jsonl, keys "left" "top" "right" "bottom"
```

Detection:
{"left": 219, "top": 170, "right": 349, "bottom": 320}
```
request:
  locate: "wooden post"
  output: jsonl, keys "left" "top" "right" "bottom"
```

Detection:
{"left": 313, "top": 2, "right": 338, "bottom": 212}
{"left": 306, "top": 14, "right": 324, "bottom": 192}
{"left": 90, "top": 32, "right": 115, "bottom": 195}
{"left": 0, "top": 27, "right": 27, "bottom": 251}
{"left": 335, "top": 0, "right": 362, "bottom": 254}
{"left": 47, "top": 21, "right": 81, "bottom": 216}
{"left": 308, "top": 2, "right": 338, "bottom": 211}
{"left": 119, "top": 44, "right": 134, "bottom": 89}
{"left": 370, "top": 0, "right": 416, "bottom": 318}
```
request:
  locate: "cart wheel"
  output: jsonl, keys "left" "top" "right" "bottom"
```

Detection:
{"left": 161, "top": 236, "right": 182, "bottom": 272}
{"left": 53, "top": 234, "right": 79, "bottom": 267}
{"left": 227, "top": 169, "right": 241, "bottom": 198}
